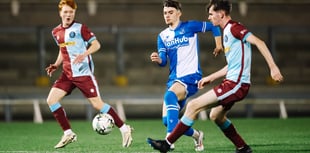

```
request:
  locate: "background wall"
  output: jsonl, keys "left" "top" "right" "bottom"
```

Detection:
{"left": 0, "top": 0, "right": 309, "bottom": 120}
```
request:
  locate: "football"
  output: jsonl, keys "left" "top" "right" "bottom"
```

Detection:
{"left": 92, "top": 113, "right": 115, "bottom": 135}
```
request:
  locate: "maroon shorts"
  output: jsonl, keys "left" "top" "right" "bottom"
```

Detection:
{"left": 213, "top": 79, "right": 250, "bottom": 110}
{"left": 53, "top": 73, "right": 99, "bottom": 98}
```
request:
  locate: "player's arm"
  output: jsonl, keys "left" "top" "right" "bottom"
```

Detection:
{"left": 213, "top": 36, "right": 223, "bottom": 57}
{"left": 73, "top": 39, "right": 101, "bottom": 64}
{"left": 198, "top": 65, "right": 227, "bottom": 89}
{"left": 246, "top": 34, "right": 283, "bottom": 82}
{"left": 46, "top": 49, "right": 63, "bottom": 77}
{"left": 151, "top": 35, "right": 167, "bottom": 67}
{"left": 206, "top": 22, "right": 223, "bottom": 57}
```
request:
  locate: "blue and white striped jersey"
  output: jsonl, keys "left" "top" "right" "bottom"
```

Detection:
{"left": 157, "top": 20, "right": 221, "bottom": 81}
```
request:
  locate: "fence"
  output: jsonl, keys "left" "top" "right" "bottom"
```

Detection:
{"left": 1, "top": 96, "right": 310, "bottom": 123}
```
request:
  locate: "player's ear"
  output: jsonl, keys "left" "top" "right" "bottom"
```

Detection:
{"left": 177, "top": 10, "right": 182, "bottom": 17}
{"left": 220, "top": 10, "right": 225, "bottom": 19}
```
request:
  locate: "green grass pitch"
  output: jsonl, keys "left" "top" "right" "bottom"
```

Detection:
{"left": 0, "top": 118, "right": 309, "bottom": 153}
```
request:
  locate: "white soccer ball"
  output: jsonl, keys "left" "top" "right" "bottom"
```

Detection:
{"left": 92, "top": 113, "right": 115, "bottom": 135}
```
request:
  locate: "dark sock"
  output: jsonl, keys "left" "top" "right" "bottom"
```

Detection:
{"left": 53, "top": 107, "right": 71, "bottom": 131}
{"left": 167, "top": 122, "right": 190, "bottom": 144}
{"left": 107, "top": 108, "right": 124, "bottom": 128}
{"left": 223, "top": 124, "right": 246, "bottom": 148}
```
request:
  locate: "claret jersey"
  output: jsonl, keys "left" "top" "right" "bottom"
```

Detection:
{"left": 157, "top": 21, "right": 221, "bottom": 81}
{"left": 223, "top": 20, "right": 252, "bottom": 84}
{"left": 52, "top": 21, "right": 96, "bottom": 79}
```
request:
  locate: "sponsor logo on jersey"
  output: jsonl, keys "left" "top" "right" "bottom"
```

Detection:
{"left": 224, "top": 47, "right": 230, "bottom": 53}
{"left": 165, "top": 35, "right": 189, "bottom": 48}
{"left": 59, "top": 41, "right": 76, "bottom": 47}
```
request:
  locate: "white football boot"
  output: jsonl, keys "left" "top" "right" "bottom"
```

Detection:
{"left": 54, "top": 132, "right": 77, "bottom": 149}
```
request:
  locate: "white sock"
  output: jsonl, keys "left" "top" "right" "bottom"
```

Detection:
{"left": 119, "top": 124, "right": 129, "bottom": 133}
{"left": 64, "top": 129, "right": 73, "bottom": 135}
{"left": 166, "top": 133, "right": 171, "bottom": 138}
{"left": 192, "top": 129, "right": 199, "bottom": 139}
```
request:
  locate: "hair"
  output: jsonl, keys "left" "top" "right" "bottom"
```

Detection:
{"left": 163, "top": 0, "right": 182, "bottom": 11}
{"left": 58, "top": 0, "right": 77, "bottom": 11}
{"left": 206, "top": 0, "right": 232, "bottom": 15}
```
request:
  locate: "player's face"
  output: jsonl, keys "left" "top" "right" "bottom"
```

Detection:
{"left": 208, "top": 5, "right": 222, "bottom": 26}
{"left": 163, "top": 7, "right": 181, "bottom": 27}
{"left": 59, "top": 5, "right": 76, "bottom": 27}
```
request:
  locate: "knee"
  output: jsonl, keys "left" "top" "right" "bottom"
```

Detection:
{"left": 92, "top": 102, "right": 103, "bottom": 110}
{"left": 209, "top": 112, "right": 217, "bottom": 121}
{"left": 184, "top": 100, "right": 199, "bottom": 115}
{"left": 46, "top": 97, "right": 56, "bottom": 106}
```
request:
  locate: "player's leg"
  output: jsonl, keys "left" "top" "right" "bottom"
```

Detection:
{"left": 165, "top": 82, "right": 198, "bottom": 136}
{"left": 87, "top": 97, "right": 133, "bottom": 147}
{"left": 164, "top": 82, "right": 202, "bottom": 149}
{"left": 209, "top": 80, "right": 252, "bottom": 153}
{"left": 178, "top": 99, "right": 204, "bottom": 152}
{"left": 167, "top": 89, "right": 218, "bottom": 143}
{"left": 162, "top": 98, "right": 203, "bottom": 151}
{"left": 180, "top": 79, "right": 205, "bottom": 151}
{"left": 78, "top": 75, "right": 132, "bottom": 147}
{"left": 209, "top": 105, "right": 251, "bottom": 153}
{"left": 47, "top": 87, "right": 77, "bottom": 149}
{"left": 148, "top": 89, "right": 218, "bottom": 152}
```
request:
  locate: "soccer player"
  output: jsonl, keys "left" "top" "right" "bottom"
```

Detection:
{"left": 147, "top": 0, "right": 284, "bottom": 153}
{"left": 46, "top": 0, "right": 132, "bottom": 149}
{"left": 149, "top": 0, "right": 222, "bottom": 151}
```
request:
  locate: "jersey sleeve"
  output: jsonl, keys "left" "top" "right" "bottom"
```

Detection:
{"left": 185, "top": 21, "right": 221, "bottom": 37}
{"left": 51, "top": 26, "right": 60, "bottom": 46}
{"left": 81, "top": 24, "right": 96, "bottom": 44}
{"left": 157, "top": 35, "right": 167, "bottom": 67}
{"left": 205, "top": 22, "right": 221, "bottom": 37}
{"left": 186, "top": 21, "right": 207, "bottom": 33}
{"left": 230, "top": 22, "right": 250, "bottom": 41}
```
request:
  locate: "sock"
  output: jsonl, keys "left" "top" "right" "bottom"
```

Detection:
{"left": 64, "top": 129, "right": 73, "bottom": 135}
{"left": 219, "top": 119, "right": 246, "bottom": 148}
{"left": 100, "top": 103, "right": 124, "bottom": 128}
{"left": 49, "top": 102, "right": 71, "bottom": 131}
{"left": 166, "top": 116, "right": 193, "bottom": 144}
{"left": 184, "top": 127, "right": 194, "bottom": 136}
{"left": 162, "top": 116, "right": 168, "bottom": 127}
{"left": 164, "top": 91, "right": 179, "bottom": 133}
{"left": 163, "top": 95, "right": 194, "bottom": 137}
{"left": 164, "top": 115, "right": 194, "bottom": 137}
{"left": 119, "top": 124, "right": 129, "bottom": 133}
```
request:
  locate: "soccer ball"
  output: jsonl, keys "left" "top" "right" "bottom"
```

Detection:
{"left": 92, "top": 113, "right": 115, "bottom": 135}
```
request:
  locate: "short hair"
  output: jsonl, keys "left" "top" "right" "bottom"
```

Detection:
{"left": 163, "top": 0, "right": 182, "bottom": 11}
{"left": 58, "top": 0, "right": 77, "bottom": 11}
{"left": 206, "top": 0, "right": 232, "bottom": 15}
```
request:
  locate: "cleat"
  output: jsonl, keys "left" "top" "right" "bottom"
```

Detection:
{"left": 193, "top": 130, "right": 204, "bottom": 152}
{"left": 235, "top": 145, "right": 252, "bottom": 153}
{"left": 54, "top": 132, "right": 77, "bottom": 149}
{"left": 147, "top": 138, "right": 171, "bottom": 153}
{"left": 122, "top": 125, "right": 133, "bottom": 147}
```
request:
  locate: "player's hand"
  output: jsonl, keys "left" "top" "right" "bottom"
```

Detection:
{"left": 270, "top": 66, "right": 284, "bottom": 82}
{"left": 213, "top": 47, "right": 223, "bottom": 57}
{"left": 198, "top": 76, "right": 212, "bottom": 89}
{"left": 150, "top": 52, "right": 162, "bottom": 64}
{"left": 45, "top": 64, "right": 58, "bottom": 77}
{"left": 73, "top": 53, "right": 87, "bottom": 64}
